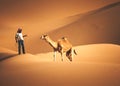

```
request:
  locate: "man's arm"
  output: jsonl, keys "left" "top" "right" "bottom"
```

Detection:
{"left": 23, "top": 34, "right": 27, "bottom": 37}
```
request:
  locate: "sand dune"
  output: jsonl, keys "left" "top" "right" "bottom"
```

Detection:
{"left": 23, "top": 1, "right": 120, "bottom": 53}
{"left": 0, "top": 1, "right": 120, "bottom": 54}
{"left": 0, "top": 44, "right": 120, "bottom": 86}
{"left": 74, "top": 44, "right": 120, "bottom": 64}
{"left": 48, "top": 1, "right": 120, "bottom": 46}
{"left": 0, "top": 1, "right": 120, "bottom": 86}
{"left": 1, "top": 43, "right": 119, "bottom": 64}
{"left": 1, "top": 61, "right": 120, "bottom": 86}
{"left": 35, "top": 44, "right": 120, "bottom": 64}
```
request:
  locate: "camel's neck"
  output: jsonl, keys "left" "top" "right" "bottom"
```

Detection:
{"left": 45, "top": 37, "right": 57, "bottom": 49}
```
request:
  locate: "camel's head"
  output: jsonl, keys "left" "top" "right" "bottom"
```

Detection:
{"left": 40, "top": 34, "right": 48, "bottom": 40}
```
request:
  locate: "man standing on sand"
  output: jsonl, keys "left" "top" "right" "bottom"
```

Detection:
{"left": 15, "top": 28, "right": 27, "bottom": 55}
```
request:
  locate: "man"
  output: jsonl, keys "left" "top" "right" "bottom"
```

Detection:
{"left": 15, "top": 28, "right": 27, "bottom": 55}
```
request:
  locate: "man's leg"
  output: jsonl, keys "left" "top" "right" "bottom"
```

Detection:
{"left": 18, "top": 40, "right": 21, "bottom": 54}
{"left": 21, "top": 40, "right": 25, "bottom": 54}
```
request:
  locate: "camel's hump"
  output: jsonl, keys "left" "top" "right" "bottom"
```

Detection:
{"left": 58, "top": 37, "right": 72, "bottom": 48}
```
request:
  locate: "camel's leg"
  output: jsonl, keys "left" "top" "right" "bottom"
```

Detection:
{"left": 70, "top": 49, "right": 73, "bottom": 61}
{"left": 60, "top": 51, "right": 64, "bottom": 61}
{"left": 67, "top": 49, "right": 73, "bottom": 61}
{"left": 71, "top": 49, "right": 74, "bottom": 58}
{"left": 53, "top": 51, "right": 56, "bottom": 61}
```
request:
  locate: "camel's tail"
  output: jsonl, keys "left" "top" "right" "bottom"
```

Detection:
{"left": 74, "top": 49, "right": 77, "bottom": 55}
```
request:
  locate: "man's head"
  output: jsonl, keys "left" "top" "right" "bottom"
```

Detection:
{"left": 17, "top": 28, "right": 22, "bottom": 33}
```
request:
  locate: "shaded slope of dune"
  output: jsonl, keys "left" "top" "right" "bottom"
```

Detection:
{"left": 48, "top": 2, "right": 120, "bottom": 47}
{"left": 0, "top": 47, "right": 42, "bottom": 62}
{"left": 0, "top": 47, "right": 18, "bottom": 61}
{"left": 27, "top": 1, "right": 120, "bottom": 53}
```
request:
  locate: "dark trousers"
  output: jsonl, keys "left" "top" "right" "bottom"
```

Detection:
{"left": 18, "top": 40, "right": 25, "bottom": 54}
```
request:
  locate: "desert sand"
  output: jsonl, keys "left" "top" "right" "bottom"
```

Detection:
{"left": 0, "top": 44, "right": 120, "bottom": 86}
{"left": 0, "top": 0, "right": 120, "bottom": 86}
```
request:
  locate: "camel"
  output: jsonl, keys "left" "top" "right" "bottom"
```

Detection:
{"left": 40, "top": 34, "right": 77, "bottom": 61}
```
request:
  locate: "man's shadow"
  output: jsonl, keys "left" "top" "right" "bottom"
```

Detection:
{"left": 0, "top": 53, "right": 18, "bottom": 62}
